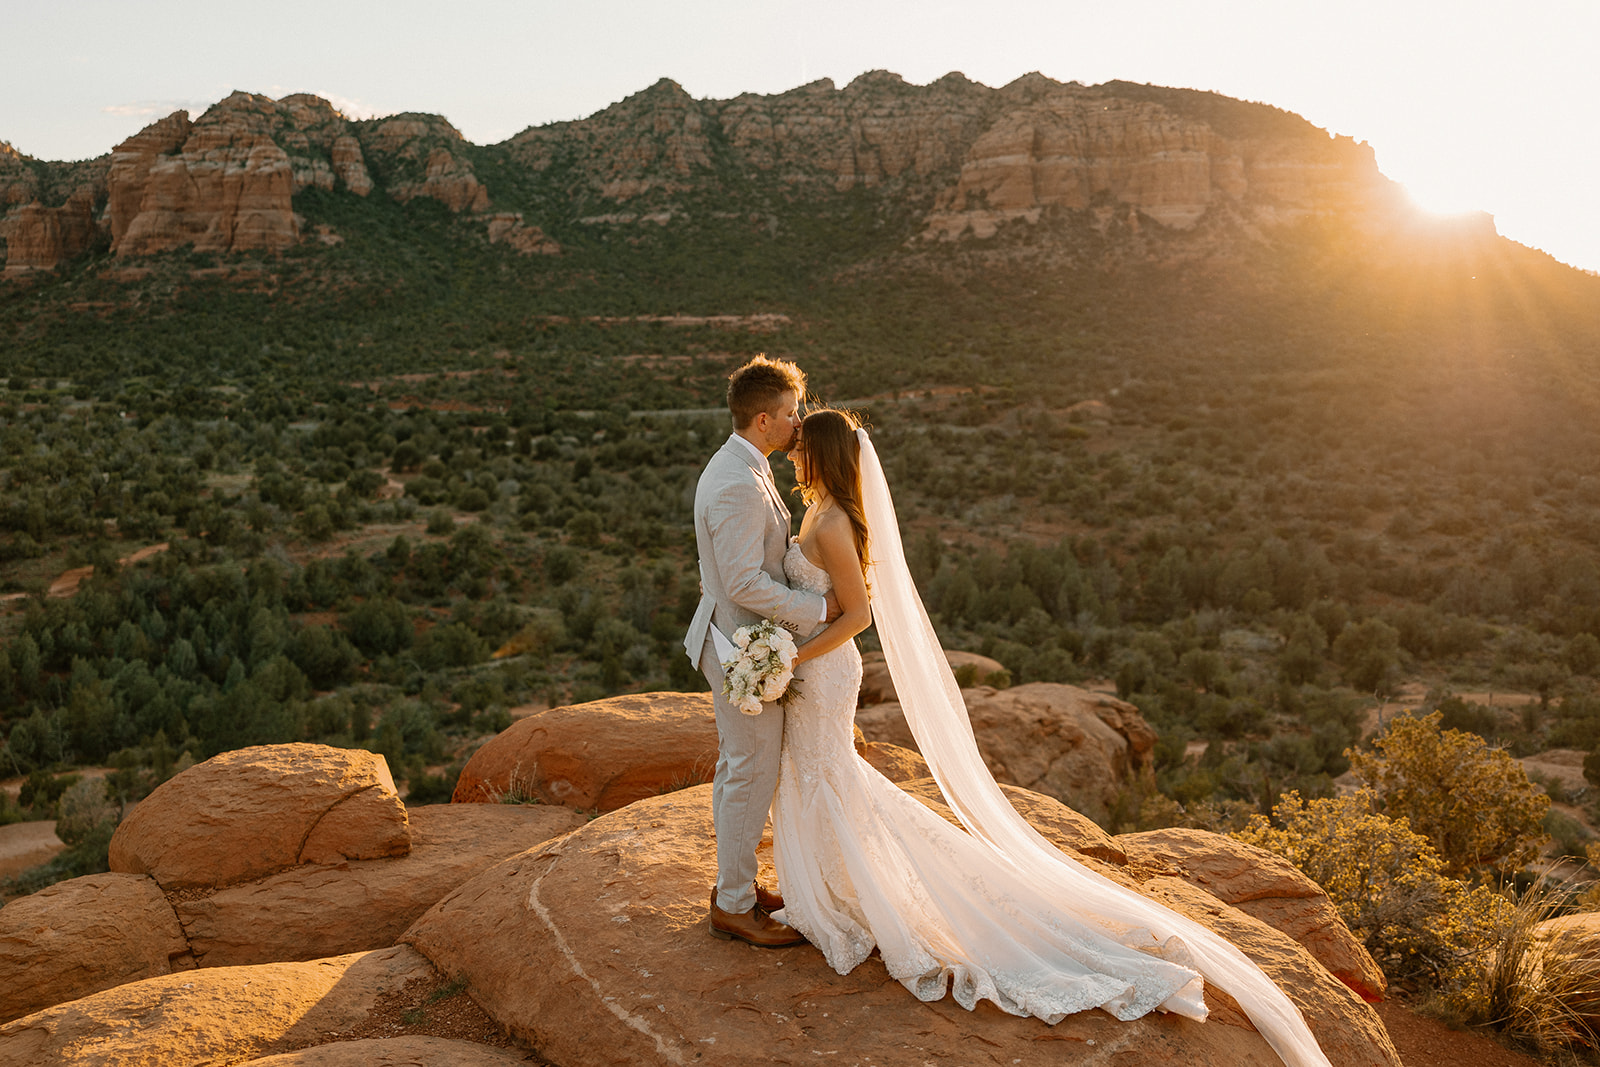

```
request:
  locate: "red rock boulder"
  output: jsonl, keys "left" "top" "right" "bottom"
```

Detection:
{"left": 109, "top": 743, "right": 410, "bottom": 891}
{"left": 173, "top": 802, "right": 586, "bottom": 967}
{"left": 0, "top": 873, "right": 192, "bottom": 1024}
{"left": 856, "top": 682, "right": 1156, "bottom": 822}
{"left": 453, "top": 692, "right": 718, "bottom": 811}
{"left": 0, "top": 946, "right": 436, "bottom": 1065}
{"left": 403, "top": 783, "right": 1399, "bottom": 1067}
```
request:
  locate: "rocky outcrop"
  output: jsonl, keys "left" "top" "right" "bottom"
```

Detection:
{"left": 172, "top": 802, "right": 585, "bottom": 967}
{"left": 856, "top": 682, "right": 1156, "bottom": 821}
{"left": 6, "top": 749, "right": 585, "bottom": 1032}
{"left": 857, "top": 648, "right": 1005, "bottom": 705}
{"left": 483, "top": 212, "right": 559, "bottom": 254}
{"left": 923, "top": 81, "right": 1396, "bottom": 239}
{"left": 403, "top": 782, "right": 1399, "bottom": 1067}
{"left": 1119, "top": 828, "right": 1387, "bottom": 1001}
{"left": 0, "top": 872, "right": 191, "bottom": 1024}
{"left": 4, "top": 75, "right": 1410, "bottom": 273}
{"left": 330, "top": 134, "right": 373, "bottom": 196}
{"left": 452, "top": 692, "right": 718, "bottom": 809}
{"left": 363, "top": 115, "right": 490, "bottom": 213}
{"left": 109, "top": 742, "right": 410, "bottom": 890}
{"left": 104, "top": 110, "right": 194, "bottom": 248}
{"left": 390, "top": 147, "right": 489, "bottom": 212}
{"left": 0, "top": 946, "right": 437, "bottom": 1065}
{"left": 109, "top": 98, "right": 300, "bottom": 257}
{"left": 0, "top": 189, "right": 99, "bottom": 273}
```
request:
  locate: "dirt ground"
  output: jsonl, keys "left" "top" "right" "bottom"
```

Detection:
{"left": 0, "top": 820, "right": 65, "bottom": 883}
{"left": 1376, "top": 998, "right": 1546, "bottom": 1067}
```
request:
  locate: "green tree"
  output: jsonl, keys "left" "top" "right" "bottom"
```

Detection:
{"left": 414, "top": 622, "right": 488, "bottom": 670}
{"left": 344, "top": 597, "right": 412, "bottom": 657}
{"left": 1332, "top": 617, "right": 1400, "bottom": 694}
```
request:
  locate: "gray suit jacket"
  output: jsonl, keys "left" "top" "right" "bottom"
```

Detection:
{"left": 683, "top": 436, "right": 825, "bottom": 666}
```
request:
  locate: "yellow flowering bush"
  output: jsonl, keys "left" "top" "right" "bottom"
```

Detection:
{"left": 1347, "top": 711, "right": 1549, "bottom": 878}
{"left": 1234, "top": 790, "right": 1513, "bottom": 986}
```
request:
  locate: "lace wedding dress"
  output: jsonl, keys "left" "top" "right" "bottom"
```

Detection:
{"left": 770, "top": 540, "right": 1208, "bottom": 1023}
{"left": 765, "top": 431, "right": 1332, "bottom": 1067}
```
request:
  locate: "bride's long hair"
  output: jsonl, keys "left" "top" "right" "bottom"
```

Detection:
{"left": 796, "top": 408, "right": 872, "bottom": 590}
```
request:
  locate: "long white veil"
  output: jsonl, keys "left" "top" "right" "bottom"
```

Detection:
{"left": 856, "top": 428, "right": 1331, "bottom": 1067}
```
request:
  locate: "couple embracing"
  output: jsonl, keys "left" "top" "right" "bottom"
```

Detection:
{"left": 684, "top": 356, "right": 1331, "bottom": 1067}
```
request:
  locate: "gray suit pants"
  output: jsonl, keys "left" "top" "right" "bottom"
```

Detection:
{"left": 700, "top": 638, "right": 785, "bottom": 914}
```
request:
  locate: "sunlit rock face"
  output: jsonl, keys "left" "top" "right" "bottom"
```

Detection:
{"left": 2, "top": 73, "right": 1408, "bottom": 273}
{"left": 504, "top": 70, "right": 1397, "bottom": 244}
{"left": 923, "top": 87, "right": 1391, "bottom": 239}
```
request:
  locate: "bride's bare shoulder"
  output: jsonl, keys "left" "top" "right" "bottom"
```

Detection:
{"left": 810, "top": 507, "right": 858, "bottom": 559}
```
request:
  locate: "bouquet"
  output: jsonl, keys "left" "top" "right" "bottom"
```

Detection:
{"left": 721, "top": 619, "right": 800, "bottom": 716}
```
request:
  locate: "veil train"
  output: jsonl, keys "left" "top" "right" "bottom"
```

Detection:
{"left": 855, "top": 427, "right": 1332, "bottom": 1067}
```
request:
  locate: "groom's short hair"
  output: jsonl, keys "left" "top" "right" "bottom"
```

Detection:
{"left": 727, "top": 355, "right": 806, "bottom": 429}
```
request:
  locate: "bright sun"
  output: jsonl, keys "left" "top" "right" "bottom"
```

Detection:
{"left": 1402, "top": 178, "right": 1486, "bottom": 218}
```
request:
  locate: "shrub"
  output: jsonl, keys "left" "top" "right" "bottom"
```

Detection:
{"left": 344, "top": 597, "right": 412, "bottom": 657}
{"left": 414, "top": 622, "right": 488, "bottom": 670}
{"left": 1348, "top": 711, "right": 1550, "bottom": 877}
{"left": 1332, "top": 617, "right": 1400, "bottom": 694}
{"left": 56, "top": 777, "right": 117, "bottom": 846}
{"left": 1234, "top": 790, "right": 1512, "bottom": 986}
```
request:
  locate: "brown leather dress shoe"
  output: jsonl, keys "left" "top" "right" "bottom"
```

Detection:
{"left": 709, "top": 890, "right": 805, "bottom": 948}
{"left": 754, "top": 882, "right": 785, "bottom": 913}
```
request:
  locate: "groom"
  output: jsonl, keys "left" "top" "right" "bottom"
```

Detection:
{"left": 685, "top": 355, "right": 837, "bottom": 948}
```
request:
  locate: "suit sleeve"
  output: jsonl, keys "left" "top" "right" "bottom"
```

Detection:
{"left": 705, "top": 479, "right": 825, "bottom": 637}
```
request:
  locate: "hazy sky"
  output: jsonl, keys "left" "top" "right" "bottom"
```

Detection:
{"left": 4, "top": 0, "right": 1597, "bottom": 271}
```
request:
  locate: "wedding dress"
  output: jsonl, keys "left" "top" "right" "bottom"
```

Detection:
{"left": 766, "top": 431, "right": 1332, "bottom": 1067}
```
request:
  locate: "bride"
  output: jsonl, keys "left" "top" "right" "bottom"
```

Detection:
{"left": 768, "top": 407, "right": 1331, "bottom": 1067}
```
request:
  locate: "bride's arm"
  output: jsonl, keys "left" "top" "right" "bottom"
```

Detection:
{"left": 793, "top": 513, "right": 872, "bottom": 666}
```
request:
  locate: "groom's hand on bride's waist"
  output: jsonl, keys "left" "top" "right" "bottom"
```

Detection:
{"left": 824, "top": 591, "right": 842, "bottom": 623}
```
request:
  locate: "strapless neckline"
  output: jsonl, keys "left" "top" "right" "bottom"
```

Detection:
{"left": 784, "top": 538, "right": 832, "bottom": 594}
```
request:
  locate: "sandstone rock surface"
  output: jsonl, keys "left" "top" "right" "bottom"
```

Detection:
{"left": 109, "top": 743, "right": 409, "bottom": 890}
{"left": 175, "top": 802, "right": 585, "bottom": 967}
{"left": 1118, "top": 828, "right": 1386, "bottom": 1001}
{"left": 857, "top": 740, "right": 929, "bottom": 783}
{"left": 0, "top": 945, "right": 434, "bottom": 1066}
{"left": 0, "top": 873, "right": 191, "bottom": 1024}
{"left": 240, "top": 1037, "right": 535, "bottom": 1066}
{"left": 404, "top": 783, "right": 1398, "bottom": 1067}
{"left": 856, "top": 648, "right": 1004, "bottom": 705}
{"left": 110, "top": 96, "right": 300, "bottom": 257}
{"left": 0, "top": 191, "right": 99, "bottom": 273}
{"left": 452, "top": 692, "right": 718, "bottom": 810}
{"left": 856, "top": 682, "right": 1156, "bottom": 821}
{"left": 1532, "top": 912, "right": 1600, "bottom": 1028}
